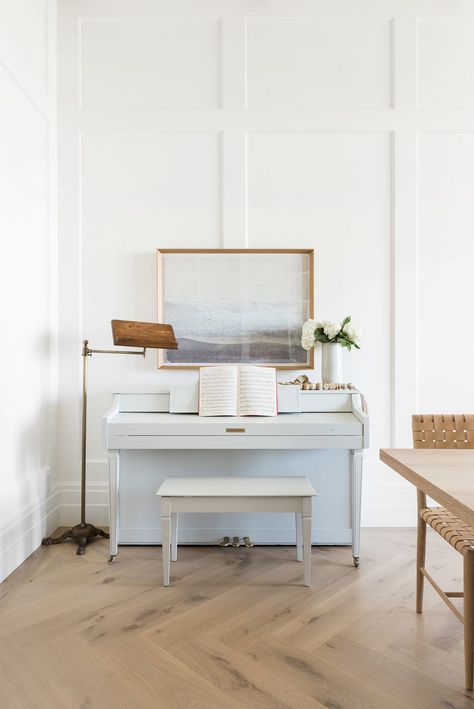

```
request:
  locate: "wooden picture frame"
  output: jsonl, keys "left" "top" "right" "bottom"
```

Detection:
{"left": 157, "top": 249, "right": 314, "bottom": 369}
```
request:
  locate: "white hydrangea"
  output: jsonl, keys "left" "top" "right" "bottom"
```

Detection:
{"left": 343, "top": 323, "right": 362, "bottom": 344}
{"left": 322, "top": 321, "right": 340, "bottom": 341}
{"left": 302, "top": 318, "right": 317, "bottom": 334}
{"left": 301, "top": 319, "right": 316, "bottom": 351}
{"left": 301, "top": 316, "right": 362, "bottom": 350}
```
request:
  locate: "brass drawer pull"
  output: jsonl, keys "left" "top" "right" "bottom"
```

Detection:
{"left": 225, "top": 427, "right": 246, "bottom": 433}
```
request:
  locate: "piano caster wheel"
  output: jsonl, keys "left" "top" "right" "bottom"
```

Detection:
{"left": 353, "top": 556, "right": 360, "bottom": 568}
{"left": 108, "top": 555, "right": 117, "bottom": 565}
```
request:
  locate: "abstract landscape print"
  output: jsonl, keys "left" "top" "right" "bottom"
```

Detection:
{"left": 157, "top": 249, "right": 314, "bottom": 368}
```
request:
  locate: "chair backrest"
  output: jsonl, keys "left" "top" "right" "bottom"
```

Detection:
{"left": 412, "top": 414, "right": 474, "bottom": 449}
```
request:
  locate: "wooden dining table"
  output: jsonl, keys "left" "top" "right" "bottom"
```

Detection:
{"left": 380, "top": 446, "right": 474, "bottom": 690}
{"left": 380, "top": 448, "right": 474, "bottom": 527}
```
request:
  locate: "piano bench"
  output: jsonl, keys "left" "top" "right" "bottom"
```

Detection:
{"left": 156, "top": 475, "right": 317, "bottom": 587}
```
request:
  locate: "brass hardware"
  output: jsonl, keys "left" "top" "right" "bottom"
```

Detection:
{"left": 83, "top": 341, "right": 147, "bottom": 358}
{"left": 225, "top": 427, "right": 246, "bottom": 433}
{"left": 218, "top": 535, "right": 254, "bottom": 548}
{"left": 42, "top": 523, "right": 109, "bottom": 555}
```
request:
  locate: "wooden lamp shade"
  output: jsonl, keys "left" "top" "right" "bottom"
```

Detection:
{"left": 111, "top": 319, "right": 178, "bottom": 350}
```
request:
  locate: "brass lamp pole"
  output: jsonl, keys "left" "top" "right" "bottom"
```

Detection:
{"left": 42, "top": 320, "right": 178, "bottom": 555}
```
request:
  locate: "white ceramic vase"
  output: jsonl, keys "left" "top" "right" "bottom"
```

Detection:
{"left": 321, "top": 342, "right": 342, "bottom": 383}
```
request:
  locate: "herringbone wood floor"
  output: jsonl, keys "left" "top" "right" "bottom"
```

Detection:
{"left": 1, "top": 529, "right": 474, "bottom": 708}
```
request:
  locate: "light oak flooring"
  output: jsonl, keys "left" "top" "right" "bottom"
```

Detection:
{"left": 1, "top": 529, "right": 474, "bottom": 709}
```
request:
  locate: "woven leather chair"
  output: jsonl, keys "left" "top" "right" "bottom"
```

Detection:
{"left": 413, "top": 413, "right": 474, "bottom": 689}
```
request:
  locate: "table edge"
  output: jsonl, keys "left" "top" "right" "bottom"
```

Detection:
{"left": 380, "top": 448, "right": 474, "bottom": 527}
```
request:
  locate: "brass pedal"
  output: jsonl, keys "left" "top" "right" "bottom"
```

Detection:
{"left": 231, "top": 536, "right": 241, "bottom": 548}
{"left": 243, "top": 536, "right": 254, "bottom": 548}
{"left": 220, "top": 536, "right": 232, "bottom": 547}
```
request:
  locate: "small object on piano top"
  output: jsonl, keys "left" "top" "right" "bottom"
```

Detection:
{"left": 279, "top": 375, "right": 308, "bottom": 387}
{"left": 280, "top": 377, "right": 358, "bottom": 391}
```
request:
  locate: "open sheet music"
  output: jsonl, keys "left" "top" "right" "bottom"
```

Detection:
{"left": 199, "top": 366, "right": 277, "bottom": 417}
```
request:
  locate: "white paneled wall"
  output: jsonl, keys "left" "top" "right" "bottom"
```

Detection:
{"left": 245, "top": 19, "right": 392, "bottom": 109}
{"left": 418, "top": 133, "right": 474, "bottom": 411}
{"left": 57, "top": 0, "right": 474, "bottom": 528}
{"left": 0, "top": 0, "right": 58, "bottom": 582}
{"left": 417, "top": 19, "right": 474, "bottom": 108}
{"left": 80, "top": 18, "right": 221, "bottom": 110}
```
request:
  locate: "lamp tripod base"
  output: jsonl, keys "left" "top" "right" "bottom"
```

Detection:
{"left": 42, "top": 523, "right": 109, "bottom": 556}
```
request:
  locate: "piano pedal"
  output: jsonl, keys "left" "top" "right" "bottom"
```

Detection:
{"left": 231, "top": 536, "right": 241, "bottom": 548}
{"left": 243, "top": 536, "right": 254, "bottom": 548}
{"left": 219, "top": 536, "right": 232, "bottom": 547}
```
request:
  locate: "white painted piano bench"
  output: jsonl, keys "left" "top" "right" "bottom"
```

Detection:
{"left": 156, "top": 476, "right": 317, "bottom": 587}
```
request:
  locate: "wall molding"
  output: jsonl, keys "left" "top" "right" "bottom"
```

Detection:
{"left": 0, "top": 0, "right": 58, "bottom": 583}
{"left": 58, "top": 480, "right": 109, "bottom": 526}
{"left": 0, "top": 483, "right": 60, "bottom": 583}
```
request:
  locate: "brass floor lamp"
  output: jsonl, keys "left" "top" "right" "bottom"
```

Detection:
{"left": 42, "top": 319, "right": 178, "bottom": 555}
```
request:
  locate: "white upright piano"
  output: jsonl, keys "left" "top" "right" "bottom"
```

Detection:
{"left": 103, "top": 388, "right": 369, "bottom": 566}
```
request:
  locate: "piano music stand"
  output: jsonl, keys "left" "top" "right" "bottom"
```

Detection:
{"left": 42, "top": 320, "right": 177, "bottom": 555}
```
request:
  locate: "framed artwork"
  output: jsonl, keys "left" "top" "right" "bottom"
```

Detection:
{"left": 156, "top": 249, "right": 314, "bottom": 369}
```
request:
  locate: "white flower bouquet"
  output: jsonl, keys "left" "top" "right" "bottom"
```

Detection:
{"left": 301, "top": 316, "right": 362, "bottom": 352}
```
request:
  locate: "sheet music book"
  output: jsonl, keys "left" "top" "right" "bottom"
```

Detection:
{"left": 199, "top": 366, "right": 277, "bottom": 417}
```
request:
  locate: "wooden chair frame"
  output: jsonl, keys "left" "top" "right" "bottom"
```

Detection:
{"left": 413, "top": 414, "right": 474, "bottom": 690}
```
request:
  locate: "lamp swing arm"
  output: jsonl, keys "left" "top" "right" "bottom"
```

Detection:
{"left": 82, "top": 340, "right": 147, "bottom": 358}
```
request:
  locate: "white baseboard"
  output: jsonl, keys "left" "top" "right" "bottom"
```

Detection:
{"left": 58, "top": 481, "right": 109, "bottom": 526}
{"left": 363, "top": 505, "right": 418, "bottom": 527}
{"left": 57, "top": 480, "right": 418, "bottom": 532}
{"left": 0, "top": 483, "right": 60, "bottom": 583}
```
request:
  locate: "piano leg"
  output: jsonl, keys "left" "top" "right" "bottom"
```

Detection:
{"left": 108, "top": 450, "right": 120, "bottom": 563}
{"left": 350, "top": 449, "right": 363, "bottom": 567}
